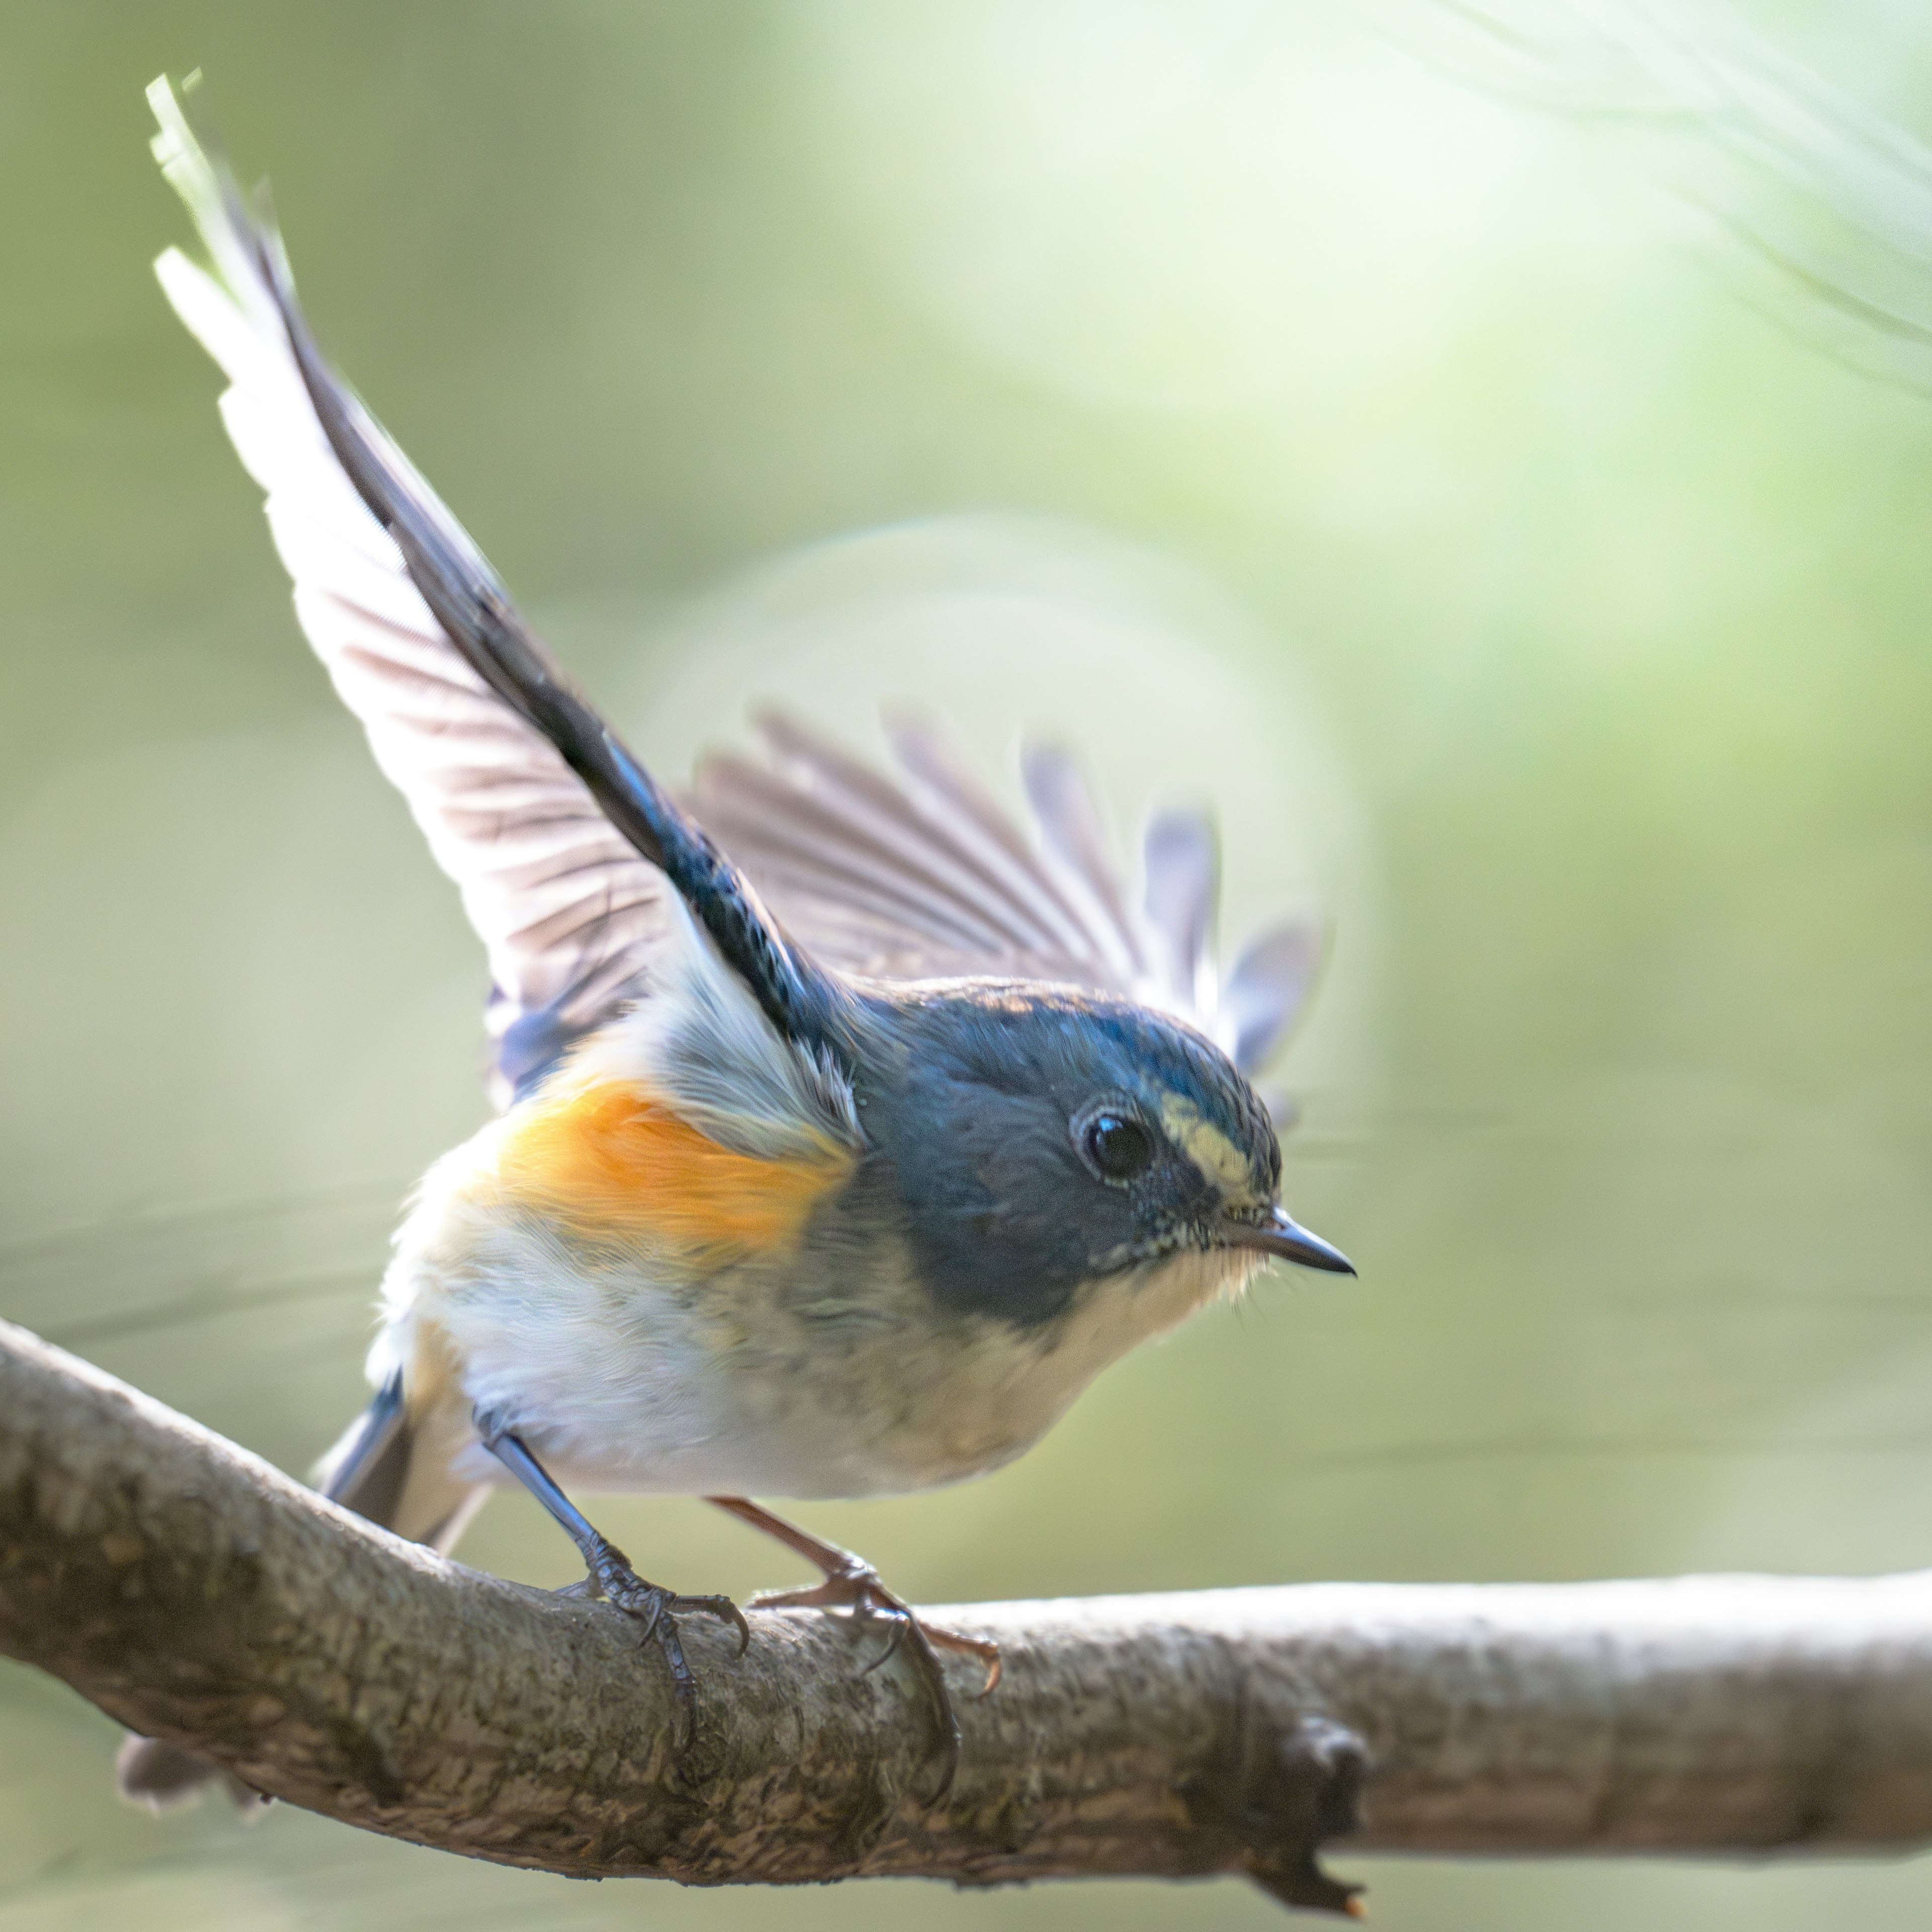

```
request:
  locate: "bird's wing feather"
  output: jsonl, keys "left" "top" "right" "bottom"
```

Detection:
{"left": 152, "top": 79, "right": 682, "bottom": 1107}
{"left": 691, "top": 712, "right": 1325, "bottom": 1077}
{"left": 691, "top": 712, "right": 1153, "bottom": 995}
{"left": 1141, "top": 806, "right": 1218, "bottom": 1010}
{"left": 1222, "top": 921, "right": 1326, "bottom": 1077}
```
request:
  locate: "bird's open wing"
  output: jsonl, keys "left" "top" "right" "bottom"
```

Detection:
{"left": 151, "top": 74, "right": 1318, "bottom": 1096}
{"left": 690, "top": 713, "right": 1325, "bottom": 1078}
{"left": 150, "top": 76, "right": 845, "bottom": 1108}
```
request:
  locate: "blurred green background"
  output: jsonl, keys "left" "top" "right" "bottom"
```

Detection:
{"left": 7, "top": 2, "right": 1932, "bottom": 1926}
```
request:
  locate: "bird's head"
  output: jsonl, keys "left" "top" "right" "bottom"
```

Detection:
{"left": 856, "top": 981, "right": 1351, "bottom": 1328}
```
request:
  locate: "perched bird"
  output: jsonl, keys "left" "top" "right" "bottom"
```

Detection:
{"left": 120, "top": 74, "right": 1351, "bottom": 1804}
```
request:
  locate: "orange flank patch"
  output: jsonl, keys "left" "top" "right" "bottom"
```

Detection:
{"left": 491, "top": 1080, "right": 852, "bottom": 1260}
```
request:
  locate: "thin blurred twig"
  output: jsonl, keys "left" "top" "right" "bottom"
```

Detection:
{"left": 1401, "top": 0, "right": 1932, "bottom": 388}
{"left": 5, "top": 1318, "right": 1932, "bottom": 1918}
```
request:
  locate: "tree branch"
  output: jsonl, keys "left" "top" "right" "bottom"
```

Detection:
{"left": 4, "top": 1318, "right": 1930, "bottom": 1916}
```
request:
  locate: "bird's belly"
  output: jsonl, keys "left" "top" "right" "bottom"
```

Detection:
{"left": 389, "top": 1214, "right": 1039, "bottom": 1500}
{"left": 382, "top": 1178, "right": 1250, "bottom": 1502}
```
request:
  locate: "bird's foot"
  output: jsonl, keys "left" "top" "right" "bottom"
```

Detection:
{"left": 751, "top": 1556, "right": 1000, "bottom": 1791}
{"left": 565, "top": 1537, "right": 749, "bottom": 1742}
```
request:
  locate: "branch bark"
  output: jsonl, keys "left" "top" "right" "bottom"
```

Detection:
{"left": 4, "top": 1318, "right": 1930, "bottom": 1916}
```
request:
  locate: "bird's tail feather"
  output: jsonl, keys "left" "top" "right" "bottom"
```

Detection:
{"left": 315, "top": 1370, "right": 487, "bottom": 1552}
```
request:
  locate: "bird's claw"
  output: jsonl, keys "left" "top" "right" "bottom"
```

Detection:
{"left": 673, "top": 1590, "right": 753, "bottom": 1658}
{"left": 574, "top": 1539, "right": 750, "bottom": 1741}
{"left": 858, "top": 1613, "right": 908, "bottom": 1675}
{"left": 750, "top": 1559, "right": 1001, "bottom": 1792}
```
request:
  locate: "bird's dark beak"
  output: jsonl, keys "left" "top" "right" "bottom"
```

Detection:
{"left": 1224, "top": 1204, "right": 1355, "bottom": 1275}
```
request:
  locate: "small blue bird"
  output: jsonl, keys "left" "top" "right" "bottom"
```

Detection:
{"left": 121, "top": 74, "right": 1351, "bottom": 1802}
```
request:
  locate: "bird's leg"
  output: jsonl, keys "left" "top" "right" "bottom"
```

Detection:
{"left": 705, "top": 1494, "right": 1000, "bottom": 1788}
{"left": 477, "top": 1418, "right": 748, "bottom": 1734}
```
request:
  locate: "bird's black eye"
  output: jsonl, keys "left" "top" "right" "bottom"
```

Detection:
{"left": 1078, "top": 1109, "right": 1155, "bottom": 1183}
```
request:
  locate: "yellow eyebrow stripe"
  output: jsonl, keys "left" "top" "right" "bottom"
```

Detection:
{"left": 492, "top": 1080, "right": 853, "bottom": 1260}
{"left": 1159, "top": 1094, "right": 1258, "bottom": 1200}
